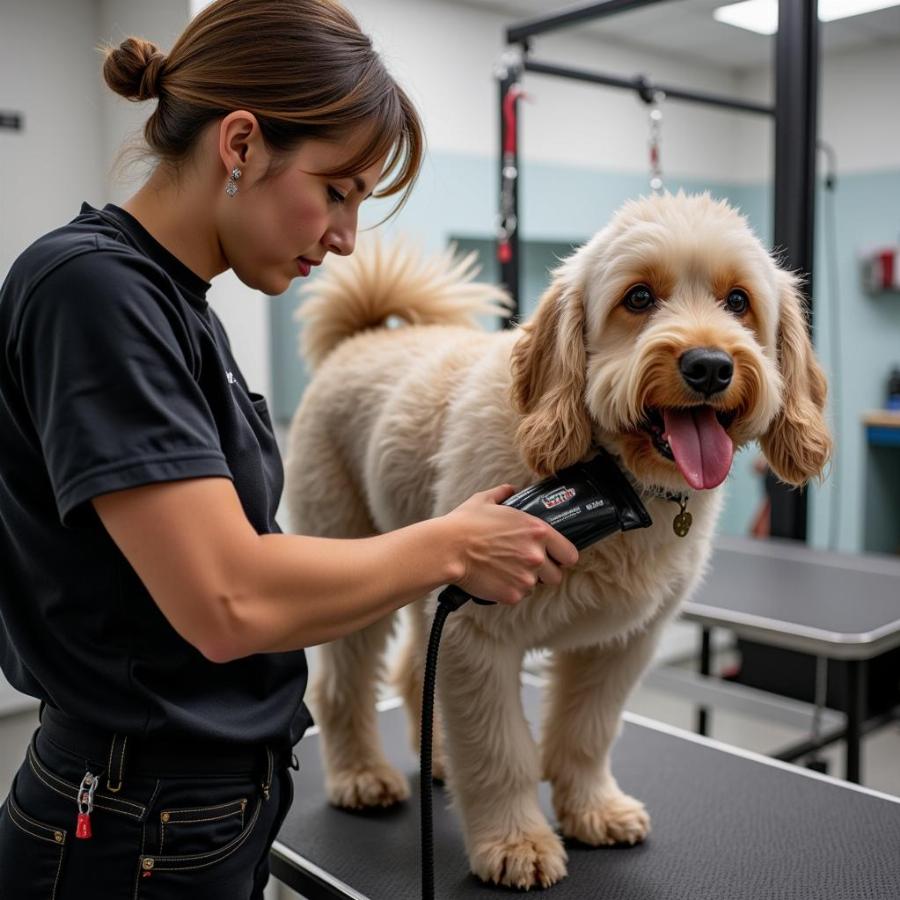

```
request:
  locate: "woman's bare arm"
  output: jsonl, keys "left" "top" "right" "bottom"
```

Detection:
{"left": 92, "top": 476, "right": 577, "bottom": 661}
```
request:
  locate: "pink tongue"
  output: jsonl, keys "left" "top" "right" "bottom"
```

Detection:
{"left": 662, "top": 407, "right": 734, "bottom": 490}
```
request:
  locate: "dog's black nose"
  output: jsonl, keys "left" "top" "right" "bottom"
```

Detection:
{"left": 679, "top": 348, "right": 734, "bottom": 397}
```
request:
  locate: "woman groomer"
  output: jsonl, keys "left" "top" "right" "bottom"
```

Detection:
{"left": 0, "top": 1, "right": 578, "bottom": 897}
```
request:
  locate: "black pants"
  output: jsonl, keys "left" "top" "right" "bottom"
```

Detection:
{"left": 0, "top": 716, "right": 294, "bottom": 899}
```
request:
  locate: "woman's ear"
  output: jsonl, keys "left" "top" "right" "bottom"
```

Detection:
{"left": 759, "top": 271, "right": 832, "bottom": 485}
{"left": 218, "top": 109, "right": 262, "bottom": 177}
{"left": 509, "top": 277, "right": 592, "bottom": 476}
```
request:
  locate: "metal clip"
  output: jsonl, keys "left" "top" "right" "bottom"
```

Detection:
{"left": 76, "top": 772, "right": 98, "bottom": 839}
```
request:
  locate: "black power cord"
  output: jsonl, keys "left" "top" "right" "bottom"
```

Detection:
{"left": 420, "top": 599, "right": 452, "bottom": 900}
{"left": 417, "top": 451, "right": 652, "bottom": 899}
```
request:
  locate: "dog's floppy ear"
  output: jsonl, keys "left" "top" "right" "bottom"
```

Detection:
{"left": 759, "top": 271, "right": 831, "bottom": 485}
{"left": 510, "top": 277, "right": 592, "bottom": 476}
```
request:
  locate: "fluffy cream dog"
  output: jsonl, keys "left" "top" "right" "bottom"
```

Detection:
{"left": 284, "top": 192, "right": 831, "bottom": 890}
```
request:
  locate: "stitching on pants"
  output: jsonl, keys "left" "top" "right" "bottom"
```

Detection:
{"left": 6, "top": 792, "right": 67, "bottom": 900}
{"left": 163, "top": 800, "right": 247, "bottom": 828}
{"left": 161, "top": 801, "right": 246, "bottom": 852}
{"left": 7, "top": 794, "right": 65, "bottom": 845}
{"left": 107, "top": 734, "right": 126, "bottom": 793}
{"left": 143, "top": 779, "right": 162, "bottom": 825}
{"left": 50, "top": 840, "right": 65, "bottom": 900}
{"left": 7, "top": 793, "right": 65, "bottom": 841}
{"left": 142, "top": 797, "right": 262, "bottom": 872}
{"left": 162, "top": 798, "right": 247, "bottom": 819}
{"left": 133, "top": 817, "right": 147, "bottom": 900}
{"left": 29, "top": 742, "right": 144, "bottom": 811}
{"left": 27, "top": 745, "right": 144, "bottom": 819}
{"left": 132, "top": 778, "right": 158, "bottom": 899}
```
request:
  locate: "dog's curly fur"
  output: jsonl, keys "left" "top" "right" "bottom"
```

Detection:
{"left": 284, "top": 192, "right": 831, "bottom": 890}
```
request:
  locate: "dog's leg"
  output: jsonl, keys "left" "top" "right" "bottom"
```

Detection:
{"left": 285, "top": 426, "right": 410, "bottom": 808}
{"left": 542, "top": 621, "right": 667, "bottom": 847}
{"left": 438, "top": 617, "right": 568, "bottom": 890}
{"left": 310, "top": 613, "right": 411, "bottom": 809}
{"left": 393, "top": 595, "right": 448, "bottom": 780}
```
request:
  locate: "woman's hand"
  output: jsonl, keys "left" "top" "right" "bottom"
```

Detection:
{"left": 441, "top": 484, "right": 579, "bottom": 605}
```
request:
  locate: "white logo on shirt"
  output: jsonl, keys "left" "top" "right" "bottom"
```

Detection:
{"left": 225, "top": 371, "right": 236, "bottom": 385}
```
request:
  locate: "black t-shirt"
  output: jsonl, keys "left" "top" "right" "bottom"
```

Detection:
{"left": 0, "top": 202, "right": 312, "bottom": 749}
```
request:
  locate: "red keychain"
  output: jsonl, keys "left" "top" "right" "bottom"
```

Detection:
{"left": 76, "top": 772, "right": 97, "bottom": 839}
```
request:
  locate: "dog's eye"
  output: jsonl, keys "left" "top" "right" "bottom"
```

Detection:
{"left": 624, "top": 285, "right": 655, "bottom": 312}
{"left": 725, "top": 289, "right": 750, "bottom": 315}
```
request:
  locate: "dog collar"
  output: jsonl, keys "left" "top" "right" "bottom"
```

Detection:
{"left": 589, "top": 445, "right": 693, "bottom": 537}
{"left": 642, "top": 489, "right": 693, "bottom": 537}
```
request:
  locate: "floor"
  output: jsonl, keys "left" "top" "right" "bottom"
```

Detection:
{"left": 2, "top": 643, "right": 897, "bottom": 900}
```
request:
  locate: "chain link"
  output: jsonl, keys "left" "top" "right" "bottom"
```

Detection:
{"left": 648, "top": 89, "right": 666, "bottom": 194}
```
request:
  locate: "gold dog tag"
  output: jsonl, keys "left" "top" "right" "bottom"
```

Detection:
{"left": 673, "top": 510, "right": 692, "bottom": 537}
{"left": 670, "top": 495, "right": 692, "bottom": 537}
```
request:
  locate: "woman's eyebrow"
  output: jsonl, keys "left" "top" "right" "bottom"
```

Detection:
{"left": 353, "top": 176, "right": 375, "bottom": 200}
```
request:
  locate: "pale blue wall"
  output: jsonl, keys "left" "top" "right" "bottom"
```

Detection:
{"left": 271, "top": 153, "right": 900, "bottom": 553}
{"left": 807, "top": 170, "right": 900, "bottom": 554}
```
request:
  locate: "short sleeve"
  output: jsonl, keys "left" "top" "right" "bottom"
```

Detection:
{"left": 14, "top": 251, "right": 232, "bottom": 527}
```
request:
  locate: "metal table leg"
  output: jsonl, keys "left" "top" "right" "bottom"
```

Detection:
{"left": 845, "top": 659, "right": 867, "bottom": 784}
{"left": 696, "top": 627, "right": 712, "bottom": 736}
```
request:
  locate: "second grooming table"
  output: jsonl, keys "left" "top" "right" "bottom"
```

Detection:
{"left": 682, "top": 536, "right": 900, "bottom": 781}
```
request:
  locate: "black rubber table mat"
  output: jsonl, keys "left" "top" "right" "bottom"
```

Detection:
{"left": 273, "top": 682, "right": 900, "bottom": 899}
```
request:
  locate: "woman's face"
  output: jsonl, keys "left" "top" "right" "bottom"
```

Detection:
{"left": 219, "top": 124, "right": 386, "bottom": 295}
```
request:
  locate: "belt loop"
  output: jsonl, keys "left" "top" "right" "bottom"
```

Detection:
{"left": 106, "top": 733, "right": 127, "bottom": 793}
{"left": 261, "top": 747, "right": 273, "bottom": 801}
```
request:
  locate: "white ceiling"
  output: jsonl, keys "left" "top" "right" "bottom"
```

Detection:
{"left": 456, "top": 0, "right": 900, "bottom": 70}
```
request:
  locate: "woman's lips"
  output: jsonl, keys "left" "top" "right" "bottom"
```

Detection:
{"left": 296, "top": 256, "right": 323, "bottom": 277}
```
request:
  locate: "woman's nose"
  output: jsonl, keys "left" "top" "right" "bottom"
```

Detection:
{"left": 325, "top": 227, "right": 355, "bottom": 257}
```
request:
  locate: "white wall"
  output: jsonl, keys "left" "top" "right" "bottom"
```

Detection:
{"left": 98, "top": 0, "right": 191, "bottom": 195}
{"left": 734, "top": 38, "right": 900, "bottom": 180}
{"left": 347, "top": 0, "right": 745, "bottom": 180}
{"left": 0, "top": 0, "right": 104, "bottom": 278}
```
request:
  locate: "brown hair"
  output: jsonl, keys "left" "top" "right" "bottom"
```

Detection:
{"left": 101, "top": 0, "right": 424, "bottom": 211}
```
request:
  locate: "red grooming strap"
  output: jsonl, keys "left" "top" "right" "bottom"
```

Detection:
{"left": 502, "top": 86, "right": 525, "bottom": 155}
{"left": 880, "top": 250, "right": 894, "bottom": 289}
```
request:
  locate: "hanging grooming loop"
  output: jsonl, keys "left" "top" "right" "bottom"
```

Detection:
{"left": 636, "top": 77, "right": 666, "bottom": 194}
{"left": 497, "top": 81, "right": 529, "bottom": 265}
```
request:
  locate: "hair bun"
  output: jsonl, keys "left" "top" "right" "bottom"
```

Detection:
{"left": 103, "top": 37, "right": 166, "bottom": 102}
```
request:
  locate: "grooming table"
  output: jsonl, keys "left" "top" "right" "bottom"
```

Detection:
{"left": 682, "top": 536, "right": 900, "bottom": 782}
{"left": 270, "top": 676, "right": 900, "bottom": 899}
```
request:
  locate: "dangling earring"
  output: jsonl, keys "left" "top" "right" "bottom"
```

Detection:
{"left": 225, "top": 167, "right": 242, "bottom": 197}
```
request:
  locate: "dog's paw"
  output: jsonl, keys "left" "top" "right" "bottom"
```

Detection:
{"left": 470, "top": 828, "right": 568, "bottom": 890}
{"left": 325, "top": 763, "right": 410, "bottom": 810}
{"left": 557, "top": 793, "right": 650, "bottom": 847}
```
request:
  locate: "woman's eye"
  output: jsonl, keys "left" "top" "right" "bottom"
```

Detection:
{"left": 725, "top": 289, "right": 750, "bottom": 315}
{"left": 327, "top": 186, "right": 346, "bottom": 204}
{"left": 624, "top": 285, "right": 655, "bottom": 312}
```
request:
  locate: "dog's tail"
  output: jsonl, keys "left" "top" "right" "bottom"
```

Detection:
{"left": 296, "top": 237, "right": 512, "bottom": 370}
